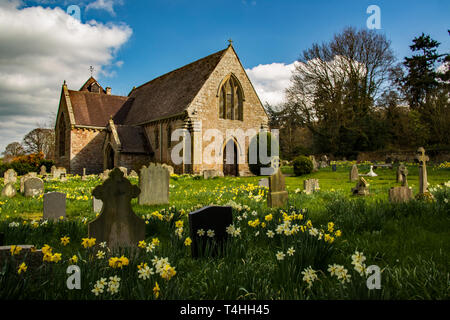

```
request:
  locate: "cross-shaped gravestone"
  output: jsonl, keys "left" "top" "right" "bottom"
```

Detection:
{"left": 415, "top": 147, "right": 429, "bottom": 194}
{"left": 268, "top": 168, "right": 288, "bottom": 208}
{"left": 188, "top": 206, "right": 232, "bottom": 258}
{"left": 89, "top": 168, "right": 145, "bottom": 248}
{"left": 43, "top": 192, "right": 66, "bottom": 220}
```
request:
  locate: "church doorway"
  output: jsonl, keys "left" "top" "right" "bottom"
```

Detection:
{"left": 223, "top": 139, "right": 239, "bottom": 176}
{"left": 106, "top": 144, "right": 115, "bottom": 169}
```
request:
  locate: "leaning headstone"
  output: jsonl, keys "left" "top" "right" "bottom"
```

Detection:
{"left": 267, "top": 168, "right": 289, "bottom": 208}
{"left": 93, "top": 196, "right": 103, "bottom": 213}
{"left": 350, "top": 164, "right": 359, "bottom": 181}
{"left": 303, "top": 179, "right": 320, "bottom": 195}
{"left": 351, "top": 177, "right": 369, "bottom": 196}
{"left": 139, "top": 163, "right": 170, "bottom": 205}
{"left": 389, "top": 186, "right": 413, "bottom": 203}
{"left": 40, "top": 165, "right": 47, "bottom": 176}
{"left": 203, "top": 170, "right": 218, "bottom": 179}
{"left": 415, "top": 147, "right": 429, "bottom": 194}
{"left": 258, "top": 178, "right": 269, "bottom": 188}
{"left": 188, "top": 206, "right": 232, "bottom": 258}
{"left": 1, "top": 183, "right": 16, "bottom": 198}
{"left": 89, "top": 168, "right": 145, "bottom": 248}
{"left": 24, "top": 177, "right": 44, "bottom": 197}
{"left": 43, "top": 192, "right": 66, "bottom": 220}
{"left": 4, "top": 169, "right": 17, "bottom": 184}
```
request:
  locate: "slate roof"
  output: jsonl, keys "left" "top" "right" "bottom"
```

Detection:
{"left": 119, "top": 48, "right": 228, "bottom": 125}
{"left": 116, "top": 125, "right": 152, "bottom": 154}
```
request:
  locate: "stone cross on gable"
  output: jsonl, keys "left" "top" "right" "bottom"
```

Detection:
{"left": 415, "top": 147, "right": 429, "bottom": 194}
{"left": 88, "top": 168, "right": 145, "bottom": 248}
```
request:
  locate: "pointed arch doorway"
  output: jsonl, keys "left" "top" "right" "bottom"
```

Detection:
{"left": 223, "top": 139, "right": 239, "bottom": 176}
{"left": 105, "top": 144, "right": 115, "bottom": 170}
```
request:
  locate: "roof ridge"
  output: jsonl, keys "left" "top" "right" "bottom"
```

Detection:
{"left": 130, "top": 47, "right": 228, "bottom": 94}
{"left": 68, "top": 89, "right": 128, "bottom": 99}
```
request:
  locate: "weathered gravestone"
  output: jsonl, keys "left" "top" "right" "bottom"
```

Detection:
{"left": 162, "top": 164, "right": 174, "bottom": 175}
{"left": 352, "top": 177, "right": 369, "bottom": 196}
{"left": 100, "top": 169, "right": 111, "bottom": 181}
{"left": 203, "top": 170, "right": 219, "bottom": 180}
{"left": 20, "top": 172, "right": 37, "bottom": 193}
{"left": 319, "top": 155, "right": 329, "bottom": 168}
{"left": 89, "top": 168, "right": 145, "bottom": 248}
{"left": 1, "top": 183, "right": 16, "bottom": 198}
{"left": 309, "top": 156, "right": 319, "bottom": 172}
{"left": 188, "top": 206, "right": 233, "bottom": 258}
{"left": 40, "top": 165, "right": 47, "bottom": 176}
{"left": 268, "top": 168, "right": 289, "bottom": 208}
{"left": 389, "top": 186, "right": 413, "bottom": 203}
{"left": 60, "top": 173, "right": 68, "bottom": 182}
{"left": 350, "top": 164, "right": 359, "bottom": 181}
{"left": 43, "top": 192, "right": 66, "bottom": 220}
{"left": 303, "top": 179, "right": 320, "bottom": 195}
{"left": 139, "top": 163, "right": 170, "bottom": 205}
{"left": 24, "top": 177, "right": 44, "bottom": 197}
{"left": 396, "top": 164, "right": 406, "bottom": 184}
{"left": 258, "top": 178, "right": 269, "bottom": 188}
{"left": 93, "top": 196, "right": 103, "bottom": 213}
{"left": 51, "top": 166, "right": 66, "bottom": 179}
{"left": 415, "top": 147, "right": 429, "bottom": 194}
{"left": 4, "top": 169, "right": 17, "bottom": 184}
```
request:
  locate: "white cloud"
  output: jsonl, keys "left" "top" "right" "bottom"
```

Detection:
{"left": 86, "top": 0, "right": 122, "bottom": 16}
{"left": 0, "top": 1, "right": 132, "bottom": 154}
{"left": 245, "top": 62, "right": 297, "bottom": 107}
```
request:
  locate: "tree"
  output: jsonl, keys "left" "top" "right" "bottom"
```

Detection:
{"left": 399, "top": 33, "right": 450, "bottom": 146}
{"left": 2, "top": 142, "right": 25, "bottom": 161}
{"left": 22, "top": 128, "right": 55, "bottom": 158}
{"left": 285, "top": 27, "right": 395, "bottom": 157}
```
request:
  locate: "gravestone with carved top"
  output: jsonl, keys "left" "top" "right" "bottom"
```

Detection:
{"left": 88, "top": 168, "right": 145, "bottom": 248}
{"left": 415, "top": 147, "right": 429, "bottom": 194}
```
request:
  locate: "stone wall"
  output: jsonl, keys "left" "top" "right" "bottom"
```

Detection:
{"left": 357, "top": 150, "right": 450, "bottom": 163}
{"left": 70, "top": 128, "right": 106, "bottom": 175}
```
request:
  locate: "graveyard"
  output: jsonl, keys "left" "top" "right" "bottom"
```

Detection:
{"left": 0, "top": 161, "right": 449, "bottom": 299}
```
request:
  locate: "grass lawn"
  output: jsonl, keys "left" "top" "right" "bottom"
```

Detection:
{"left": 0, "top": 163, "right": 449, "bottom": 299}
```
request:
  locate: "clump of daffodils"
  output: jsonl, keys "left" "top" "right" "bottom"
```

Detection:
{"left": 328, "top": 264, "right": 351, "bottom": 284}
{"left": 137, "top": 262, "right": 155, "bottom": 280}
{"left": 81, "top": 237, "right": 96, "bottom": 248}
{"left": 152, "top": 256, "right": 177, "bottom": 281}
{"left": 301, "top": 266, "right": 319, "bottom": 288}
{"left": 92, "top": 276, "right": 121, "bottom": 296}
{"left": 41, "top": 244, "right": 62, "bottom": 263}
{"left": 108, "top": 255, "right": 129, "bottom": 269}
{"left": 226, "top": 224, "right": 241, "bottom": 237}
{"left": 175, "top": 220, "right": 184, "bottom": 239}
{"left": 351, "top": 251, "right": 368, "bottom": 276}
{"left": 10, "top": 245, "right": 23, "bottom": 256}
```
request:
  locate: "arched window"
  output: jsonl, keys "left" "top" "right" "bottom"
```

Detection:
{"left": 59, "top": 113, "right": 66, "bottom": 157}
{"left": 219, "top": 76, "right": 243, "bottom": 120}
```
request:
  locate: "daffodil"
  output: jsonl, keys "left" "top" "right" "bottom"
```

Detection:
{"left": 276, "top": 251, "right": 285, "bottom": 261}
{"left": 60, "top": 236, "right": 70, "bottom": 246}
{"left": 10, "top": 245, "right": 22, "bottom": 256}
{"left": 17, "top": 262, "right": 27, "bottom": 274}
{"left": 184, "top": 237, "right": 192, "bottom": 246}
{"left": 153, "top": 282, "right": 160, "bottom": 299}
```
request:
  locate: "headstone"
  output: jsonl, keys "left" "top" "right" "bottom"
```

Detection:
{"left": 400, "top": 165, "right": 408, "bottom": 187}
{"left": 4, "top": 169, "right": 17, "bottom": 184}
{"left": 350, "top": 164, "right": 359, "bottom": 181}
{"left": 303, "top": 179, "right": 320, "bottom": 195}
{"left": 139, "top": 163, "right": 170, "bottom": 205}
{"left": 20, "top": 172, "right": 37, "bottom": 193}
{"left": 415, "top": 147, "right": 429, "bottom": 194}
{"left": 389, "top": 186, "right": 413, "bottom": 203}
{"left": 1, "top": 183, "right": 16, "bottom": 198}
{"left": 89, "top": 168, "right": 145, "bottom": 248}
{"left": 51, "top": 166, "right": 66, "bottom": 179}
{"left": 351, "top": 177, "right": 369, "bottom": 196}
{"left": 40, "top": 165, "right": 47, "bottom": 176}
{"left": 188, "top": 206, "right": 232, "bottom": 258}
{"left": 396, "top": 164, "right": 406, "bottom": 184}
{"left": 60, "top": 173, "right": 67, "bottom": 182}
{"left": 93, "top": 196, "right": 103, "bottom": 213}
{"left": 81, "top": 168, "right": 87, "bottom": 181}
{"left": 258, "top": 178, "right": 269, "bottom": 188}
{"left": 309, "top": 156, "right": 319, "bottom": 172}
{"left": 203, "top": 170, "right": 219, "bottom": 179}
{"left": 24, "top": 177, "right": 44, "bottom": 197}
{"left": 43, "top": 192, "right": 66, "bottom": 220}
{"left": 161, "top": 164, "right": 174, "bottom": 175}
{"left": 267, "top": 168, "right": 289, "bottom": 208}
{"left": 100, "top": 169, "right": 111, "bottom": 181}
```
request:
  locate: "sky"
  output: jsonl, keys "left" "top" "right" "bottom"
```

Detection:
{"left": 0, "top": 0, "right": 449, "bottom": 154}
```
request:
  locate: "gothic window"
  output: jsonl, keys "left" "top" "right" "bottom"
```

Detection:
{"left": 59, "top": 113, "right": 66, "bottom": 157}
{"left": 219, "top": 76, "right": 243, "bottom": 120}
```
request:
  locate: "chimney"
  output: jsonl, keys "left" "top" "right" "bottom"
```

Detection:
{"left": 106, "top": 87, "right": 112, "bottom": 95}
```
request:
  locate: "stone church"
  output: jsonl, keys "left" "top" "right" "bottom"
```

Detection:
{"left": 54, "top": 43, "right": 269, "bottom": 176}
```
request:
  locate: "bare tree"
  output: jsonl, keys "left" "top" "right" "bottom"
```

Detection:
{"left": 2, "top": 142, "right": 25, "bottom": 161}
{"left": 22, "top": 128, "right": 55, "bottom": 158}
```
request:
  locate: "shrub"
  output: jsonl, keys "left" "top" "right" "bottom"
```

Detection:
{"left": 248, "top": 131, "right": 279, "bottom": 176}
{"left": 1, "top": 152, "right": 55, "bottom": 176}
{"left": 293, "top": 155, "right": 313, "bottom": 176}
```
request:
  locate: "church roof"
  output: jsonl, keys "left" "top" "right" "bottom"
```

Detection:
{"left": 118, "top": 48, "right": 228, "bottom": 125}
{"left": 116, "top": 125, "right": 152, "bottom": 154}
{"left": 68, "top": 90, "right": 129, "bottom": 127}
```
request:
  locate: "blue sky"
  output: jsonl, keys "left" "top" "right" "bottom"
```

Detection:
{"left": 0, "top": 0, "right": 448, "bottom": 153}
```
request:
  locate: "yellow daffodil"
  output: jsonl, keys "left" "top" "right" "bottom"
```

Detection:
{"left": 184, "top": 237, "right": 192, "bottom": 246}
{"left": 17, "top": 262, "right": 27, "bottom": 274}
{"left": 81, "top": 237, "right": 96, "bottom": 248}
{"left": 138, "top": 240, "right": 147, "bottom": 248}
{"left": 60, "top": 236, "right": 70, "bottom": 246}
{"left": 153, "top": 282, "right": 160, "bottom": 299}
{"left": 69, "top": 255, "right": 78, "bottom": 264}
{"left": 10, "top": 245, "right": 22, "bottom": 256}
